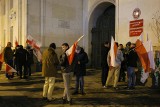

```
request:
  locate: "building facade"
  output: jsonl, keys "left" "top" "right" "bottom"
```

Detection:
{"left": 0, "top": 0, "right": 160, "bottom": 68}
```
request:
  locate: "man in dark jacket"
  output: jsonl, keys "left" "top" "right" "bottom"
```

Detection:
{"left": 126, "top": 43, "right": 139, "bottom": 89}
{"left": 3, "top": 42, "right": 14, "bottom": 79}
{"left": 101, "top": 41, "right": 110, "bottom": 88}
{"left": 72, "top": 46, "right": 89, "bottom": 95}
{"left": 59, "top": 43, "right": 72, "bottom": 105}
{"left": 14, "top": 45, "right": 28, "bottom": 79}
{"left": 26, "top": 46, "right": 34, "bottom": 76}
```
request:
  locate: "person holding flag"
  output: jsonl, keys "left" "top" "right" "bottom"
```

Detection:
{"left": 59, "top": 35, "right": 83, "bottom": 104}
{"left": 3, "top": 42, "right": 14, "bottom": 79}
{"left": 72, "top": 46, "right": 89, "bottom": 95}
{"left": 106, "top": 38, "right": 124, "bottom": 90}
{"left": 59, "top": 43, "right": 73, "bottom": 105}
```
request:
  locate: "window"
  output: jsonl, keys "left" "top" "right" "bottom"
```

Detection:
{"left": 10, "top": 0, "right": 13, "bottom": 10}
{"left": 10, "top": 26, "right": 13, "bottom": 43}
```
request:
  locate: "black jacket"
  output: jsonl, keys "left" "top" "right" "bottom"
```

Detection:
{"left": 59, "top": 53, "right": 71, "bottom": 73}
{"left": 101, "top": 45, "right": 110, "bottom": 67}
{"left": 73, "top": 48, "right": 89, "bottom": 76}
{"left": 126, "top": 48, "right": 139, "bottom": 67}
{"left": 14, "top": 48, "right": 28, "bottom": 65}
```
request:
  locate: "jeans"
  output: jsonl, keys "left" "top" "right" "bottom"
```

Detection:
{"left": 75, "top": 76, "right": 84, "bottom": 93}
{"left": 62, "top": 73, "right": 71, "bottom": 101}
{"left": 127, "top": 67, "right": 136, "bottom": 87}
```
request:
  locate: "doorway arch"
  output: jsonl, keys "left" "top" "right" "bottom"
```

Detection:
{"left": 89, "top": 2, "right": 115, "bottom": 68}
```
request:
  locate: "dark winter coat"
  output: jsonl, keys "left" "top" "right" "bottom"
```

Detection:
{"left": 73, "top": 48, "right": 89, "bottom": 76}
{"left": 14, "top": 48, "right": 28, "bottom": 65}
{"left": 59, "top": 53, "right": 73, "bottom": 73}
{"left": 26, "top": 49, "right": 34, "bottom": 65}
{"left": 126, "top": 48, "right": 139, "bottom": 67}
{"left": 101, "top": 45, "right": 110, "bottom": 67}
{"left": 3, "top": 47, "right": 14, "bottom": 63}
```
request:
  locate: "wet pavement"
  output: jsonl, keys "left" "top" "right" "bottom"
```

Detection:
{"left": 0, "top": 69, "right": 160, "bottom": 107}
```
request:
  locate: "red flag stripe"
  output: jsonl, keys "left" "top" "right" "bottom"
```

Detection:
{"left": 135, "top": 39, "right": 150, "bottom": 72}
{"left": 67, "top": 42, "right": 78, "bottom": 65}
{"left": 0, "top": 52, "right": 4, "bottom": 62}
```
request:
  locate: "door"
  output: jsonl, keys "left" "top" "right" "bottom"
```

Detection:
{"left": 91, "top": 5, "right": 115, "bottom": 68}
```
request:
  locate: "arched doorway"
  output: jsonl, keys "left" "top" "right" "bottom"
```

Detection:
{"left": 91, "top": 4, "right": 115, "bottom": 68}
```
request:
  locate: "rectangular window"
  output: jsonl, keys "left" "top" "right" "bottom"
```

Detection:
{"left": 10, "top": 26, "right": 13, "bottom": 43}
{"left": 10, "top": 0, "right": 13, "bottom": 10}
{"left": 3, "top": 0, "right": 5, "bottom": 15}
{"left": 4, "top": 30, "right": 6, "bottom": 46}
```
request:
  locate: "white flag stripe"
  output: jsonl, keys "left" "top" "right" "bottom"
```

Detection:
{"left": 143, "top": 40, "right": 155, "bottom": 70}
{"left": 6, "top": 64, "right": 17, "bottom": 73}
{"left": 66, "top": 35, "right": 84, "bottom": 56}
{"left": 66, "top": 45, "right": 74, "bottom": 56}
{"left": 110, "top": 36, "right": 117, "bottom": 67}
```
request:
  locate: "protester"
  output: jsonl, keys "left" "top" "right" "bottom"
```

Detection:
{"left": 14, "top": 45, "right": 28, "bottom": 79}
{"left": 3, "top": 42, "right": 14, "bottom": 79}
{"left": 59, "top": 43, "right": 72, "bottom": 105}
{"left": 42, "top": 43, "right": 59, "bottom": 101}
{"left": 72, "top": 46, "right": 89, "bottom": 95}
{"left": 26, "top": 46, "right": 34, "bottom": 76}
{"left": 101, "top": 41, "right": 110, "bottom": 88}
{"left": 13, "top": 45, "right": 20, "bottom": 76}
{"left": 118, "top": 44, "right": 126, "bottom": 82}
{"left": 106, "top": 42, "right": 124, "bottom": 90}
{"left": 126, "top": 43, "right": 139, "bottom": 89}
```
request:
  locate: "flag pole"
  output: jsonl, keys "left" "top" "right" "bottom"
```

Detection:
{"left": 77, "top": 35, "right": 84, "bottom": 42}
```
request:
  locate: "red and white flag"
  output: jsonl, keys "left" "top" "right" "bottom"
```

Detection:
{"left": 0, "top": 52, "right": 4, "bottom": 70}
{"left": 110, "top": 36, "right": 118, "bottom": 67}
{"left": 26, "top": 35, "right": 42, "bottom": 62}
{"left": 15, "top": 36, "right": 19, "bottom": 47}
{"left": 26, "top": 35, "right": 41, "bottom": 50}
{"left": 6, "top": 64, "right": 17, "bottom": 73}
{"left": 0, "top": 52, "right": 4, "bottom": 62}
{"left": 66, "top": 35, "right": 84, "bottom": 65}
{"left": 135, "top": 38, "right": 155, "bottom": 72}
{"left": 33, "top": 48, "right": 42, "bottom": 62}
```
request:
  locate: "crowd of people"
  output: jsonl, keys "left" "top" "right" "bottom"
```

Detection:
{"left": 1, "top": 40, "right": 159, "bottom": 105}
{"left": 42, "top": 42, "right": 89, "bottom": 105}
{"left": 101, "top": 41, "right": 142, "bottom": 90}
{"left": 2, "top": 42, "right": 34, "bottom": 80}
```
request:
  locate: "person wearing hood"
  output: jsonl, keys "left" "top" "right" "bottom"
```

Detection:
{"left": 72, "top": 46, "right": 89, "bottom": 95}
{"left": 42, "top": 43, "right": 59, "bottom": 101}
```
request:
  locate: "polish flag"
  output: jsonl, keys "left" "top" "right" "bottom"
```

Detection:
{"left": 26, "top": 35, "right": 42, "bottom": 62}
{"left": 135, "top": 39, "right": 155, "bottom": 72}
{"left": 0, "top": 52, "right": 4, "bottom": 70}
{"left": 6, "top": 64, "right": 17, "bottom": 73}
{"left": 26, "top": 35, "right": 33, "bottom": 45}
{"left": 26, "top": 35, "right": 41, "bottom": 50}
{"left": 33, "top": 48, "right": 42, "bottom": 62}
{"left": 0, "top": 52, "right": 4, "bottom": 62}
{"left": 66, "top": 35, "right": 84, "bottom": 65}
{"left": 110, "top": 36, "right": 118, "bottom": 67}
{"left": 15, "top": 36, "right": 19, "bottom": 47}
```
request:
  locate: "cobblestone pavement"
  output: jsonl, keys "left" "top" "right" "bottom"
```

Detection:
{"left": 0, "top": 69, "right": 160, "bottom": 107}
